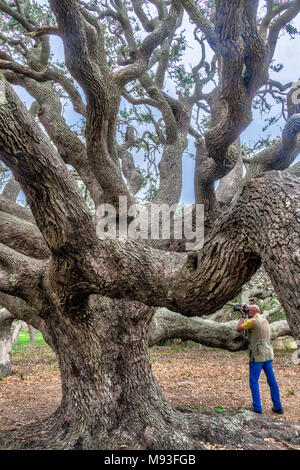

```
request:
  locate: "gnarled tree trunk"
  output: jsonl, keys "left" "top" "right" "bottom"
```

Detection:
{"left": 0, "top": 296, "right": 202, "bottom": 450}
{"left": 1, "top": 296, "right": 299, "bottom": 451}
{"left": 0, "top": 0, "right": 300, "bottom": 452}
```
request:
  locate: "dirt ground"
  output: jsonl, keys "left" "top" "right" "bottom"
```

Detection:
{"left": 0, "top": 343, "right": 299, "bottom": 444}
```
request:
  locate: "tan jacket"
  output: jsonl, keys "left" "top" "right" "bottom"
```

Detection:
{"left": 243, "top": 314, "right": 274, "bottom": 362}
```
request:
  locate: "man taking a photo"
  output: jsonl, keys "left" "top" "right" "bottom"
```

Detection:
{"left": 236, "top": 304, "right": 284, "bottom": 415}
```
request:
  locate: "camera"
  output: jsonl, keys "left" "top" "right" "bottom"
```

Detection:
{"left": 233, "top": 304, "right": 249, "bottom": 315}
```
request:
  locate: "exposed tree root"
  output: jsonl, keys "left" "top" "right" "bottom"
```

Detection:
{"left": 0, "top": 407, "right": 299, "bottom": 450}
{"left": 185, "top": 409, "right": 300, "bottom": 450}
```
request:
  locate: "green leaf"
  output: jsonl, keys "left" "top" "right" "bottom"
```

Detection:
{"left": 214, "top": 405, "right": 227, "bottom": 413}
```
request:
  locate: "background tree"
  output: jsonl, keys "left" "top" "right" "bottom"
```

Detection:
{"left": 0, "top": 0, "right": 299, "bottom": 450}
{"left": 0, "top": 307, "right": 13, "bottom": 376}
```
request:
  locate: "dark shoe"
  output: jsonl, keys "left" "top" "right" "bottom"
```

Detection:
{"left": 272, "top": 407, "right": 284, "bottom": 414}
{"left": 246, "top": 407, "right": 262, "bottom": 414}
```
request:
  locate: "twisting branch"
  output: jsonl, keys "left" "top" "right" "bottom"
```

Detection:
{"left": 131, "top": 0, "right": 159, "bottom": 32}
{"left": 180, "top": 0, "right": 217, "bottom": 51}
{"left": 243, "top": 114, "right": 300, "bottom": 182}
{"left": 0, "top": 0, "right": 34, "bottom": 32}
{"left": 3, "top": 73, "right": 101, "bottom": 206}
{"left": 49, "top": 0, "right": 133, "bottom": 206}
{"left": 24, "top": 26, "right": 61, "bottom": 38}
{"left": 0, "top": 194, "right": 34, "bottom": 223}
{"left": 114, "top": 0, "right": 182, "bottom": 86}
{"left": 0, "top": 210, "right": 49, "bottom": 259}
{"left": 118, "top": 126, "right": 143, "bottom": 196}
{"left": 268, "top": 0, "right": 300, "bottom": 58}
{"left": 0, "top": 60, "right": 87, "bottom": 116}
{"left": 0, "top": 242, "right": 45, "bottom": 305}
{"left": 0, "top": 292, "right": 50, "bottom": 340}
{"left": 122, "top": 88, "right": 158, "bottom": 107}
{"left": 204, "top": 0, "right": 267, "bottom": 168}
{"left": 190, "top": 37, "right": 217, "bottom": 104}
{"left": 0, "top": 76, "right": 97, "bottom": 255}
{"left": 260, "top": 1, "right": 294, "bottom": 40}
{"left": 188, "top": 0, "right": 299, "bottom": 218}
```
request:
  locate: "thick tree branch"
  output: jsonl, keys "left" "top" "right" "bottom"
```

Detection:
{"left": 0, "top": 292, "right": 51, "bottom": 343}
{"left": 216, "top": 152, "right": 244, "bottom": 208}
{"left": 204, "top": 0, "right": 268, "bottom": 169}
{"left": 244, "top": 114, "right": 300, "bottom": 182}
{"left": 193, "top": 0, "right": 300, "bottom": 217}
{"left": 136, "top": 74, "right": 191, "bottom": 205}
{"left": 0, "top": 194, "right": 34, "bottom": 223}
{"left": 148, "top": 308, "right": 247, "bottom": 350}
{"left": 24, "top": 26, "right": 61, "bottom": 38}
{"left": 148, "top": 308, "right": 292, "bottom": 350}
{"left": 49, "top": 0, "right": 111, "bottom": 93}
{"left": 0, "top": 242, "right": 45, "bottom": 304}
{"left": 180, "top": 0, "right": 217, "bottom": 51}
{"left": 118, "top": 127, "right": 143, "bottom": 197}
{"left": 2, "top": 177, "right": 20, "bottom": 201}
{"left": 48, "top": 0, "right": 133, "bottom": 207}
{"left": 3, "top": 74, "right": 102, "bottom": 206}
{"left": 0, "top": 307, "right": 13, "bottom": 323}
{"left": 0, "top": 210, "right": 49, "bottom": 259}
{"left": 0, "top": 306, "right": 13, "bottom": 375}
{"left": 268, "top": 0, "right": 300, "bottom": 59}
{"left": 0, "top": 76, "right": 97, "bottom": 255}
{"left": 192, "top": 1, "right": 269, "bottom": 217}
{"left": 242, "top": 0, "right": 268, "bottom": 95}
{"left": 84, "top": 171, "right": 300, "bottom": 344}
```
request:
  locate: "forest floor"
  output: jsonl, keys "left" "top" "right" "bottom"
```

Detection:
{"left": 0, "top": 339, "right": 299, "bottom": 449}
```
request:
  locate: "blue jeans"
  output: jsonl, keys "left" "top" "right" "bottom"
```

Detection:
{"left": 249, "top": 360, "right": 282, "bottom": 413}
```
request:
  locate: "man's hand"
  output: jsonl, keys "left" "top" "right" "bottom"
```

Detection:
{"left": 237, "top": 316, "right": 246, "bottom": 331}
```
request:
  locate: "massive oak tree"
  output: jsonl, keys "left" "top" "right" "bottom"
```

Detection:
{"left": 0, "top": 0, "right": 299, "bottom": 450}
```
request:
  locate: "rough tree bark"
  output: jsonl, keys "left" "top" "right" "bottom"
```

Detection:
{"left": 0, "top": 71, "right": 299, "bottom": 451}
{"left": 0, "top": 0, "right": 299, "bottom": 451}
